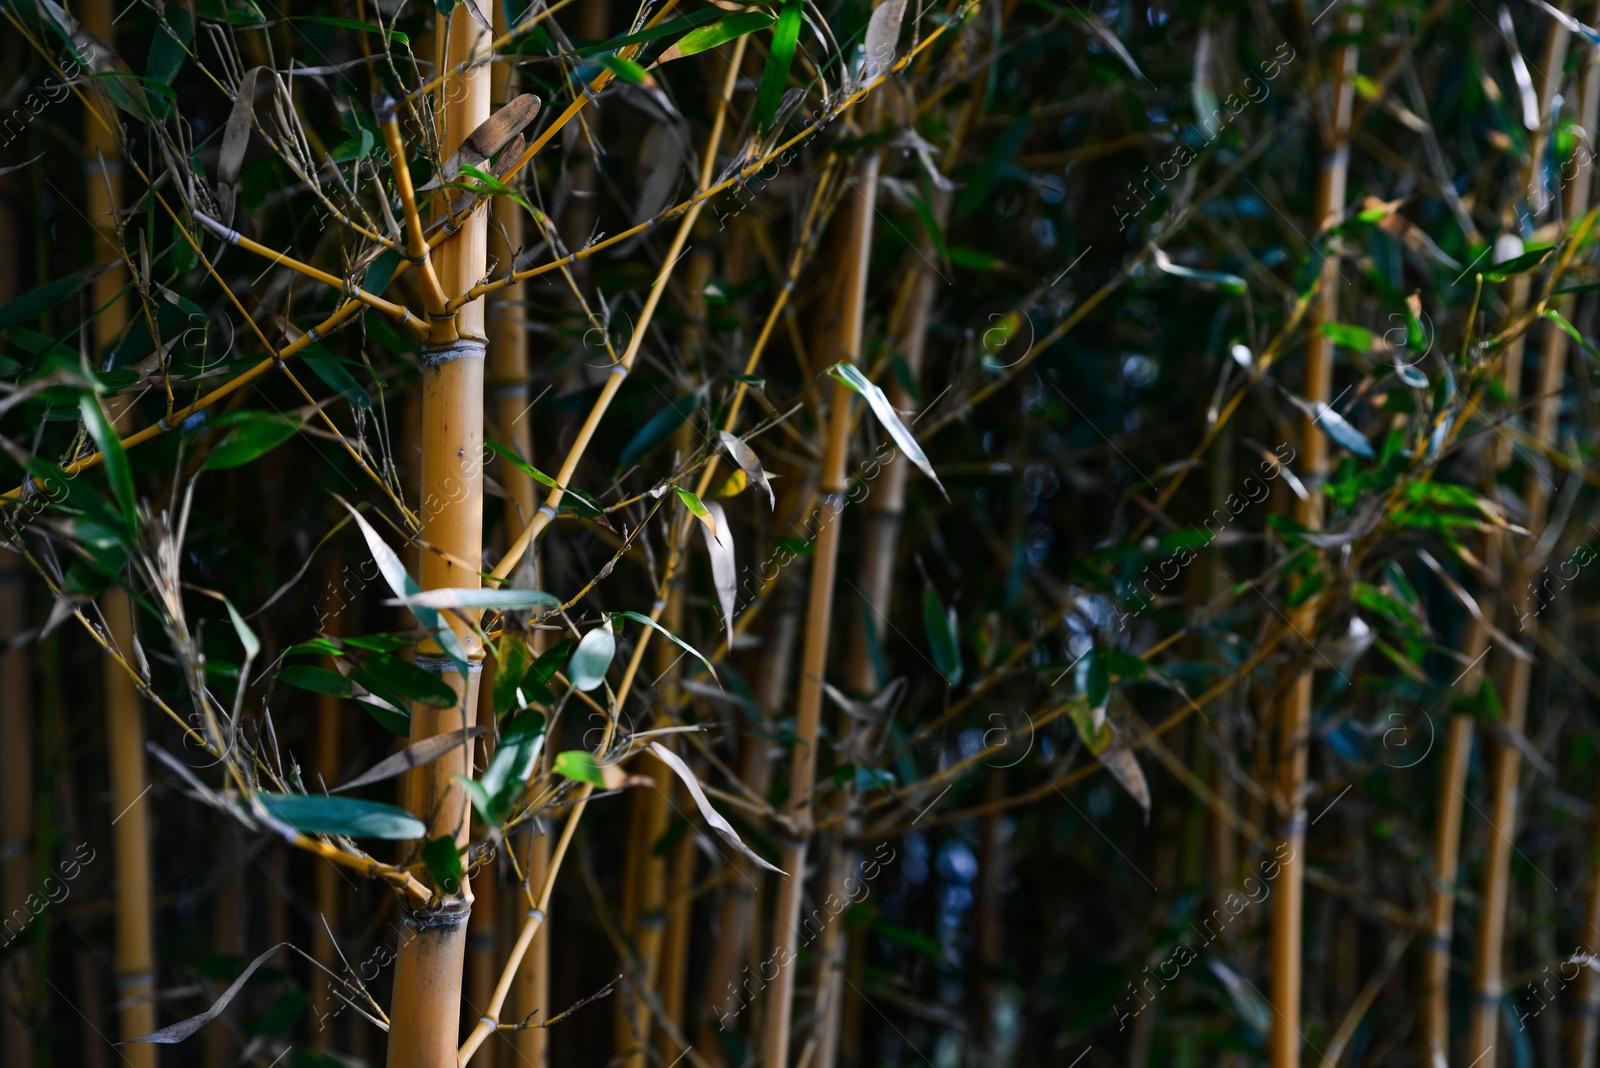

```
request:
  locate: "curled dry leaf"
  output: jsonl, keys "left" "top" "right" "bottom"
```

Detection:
{"left": 717, "top": 430, "right": 775, "bottom": 509}
{"left": 332, "top": 727, "right": 485, "bottom": 793}
{"left": 648, "top": 742, "right": 787, "bottom": 876}
{"left": 435, "top": 93, "right": 542, "bottom": 184}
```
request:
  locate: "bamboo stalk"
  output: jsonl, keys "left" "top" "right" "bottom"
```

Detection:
{"left": 386, "top": 3, "right": 493, "bottom": 1065}
{"left": 473, "top": 12, "right": 538, "bottom": 1064}
{"left": 1467, "top": 16, "right": 1577, "bottom": 1063}
{"left": 658, "top": 808, "right": 696, "bottom": 1061}
{"left": 1269, "top": 15, "right": 1358, "bottom": 1067}
{"left": 103, "top": 588, "right": 156, "bottom": 1065}
{"left": 814, "top": 159, "right": 917, "bottom": 1068}
{"left": 762, "top": 149, "right": 879, "bottom": 1068}
{"left": 82, "top": 0, "right": 156, "bottom": 1057}
{"left": 456, "top": 40, "right": 750, "bottom": 1068}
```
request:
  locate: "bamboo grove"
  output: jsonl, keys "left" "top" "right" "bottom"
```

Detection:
{"left": 11, "top": 0, "right": 1600, "bottom": 1065}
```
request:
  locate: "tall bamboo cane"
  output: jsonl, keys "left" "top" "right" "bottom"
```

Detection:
{"left": 81, "top": 0, "right": 156, "bottom": 1057}
{"left": 385, "top": 3, "right": 493, "bottom": 1063}
{"left": 1574, "top": 50, "right": 1600, "bottom": 1061}
{"left": 1269, "top": 13, "right": 1357, "bottom": 1066}
{"left": 481, "top": 9, "right": 551, "bottom": 1061}
{"left": 811, "top": 158, "right": 919, "bottom": 1068}
{"left": 761, "top": 150, "right": 879, "bottom": 1068}
{"left": 1466, "top": 14, "right": 1576, "bottom": 1062}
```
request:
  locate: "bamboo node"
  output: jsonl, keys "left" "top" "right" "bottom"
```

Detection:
{"left": 416, "top": 653, "right": 485, "bottom": 675}
{"left": 402, "top": 895, "right": 471, "bottom": 932}
{"left": 422, "top": 340, "right": 488, "bottom": 367}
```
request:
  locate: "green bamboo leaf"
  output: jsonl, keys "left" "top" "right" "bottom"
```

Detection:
{"left": 257, "top": 793, "right": 424, "bottom": 840}
{"left": 223, "top": 597, "right": 259, "bottom": 660}
{"left": 0, "top": 271, "right": 90, "bottom": 332}
{"left": 573, "top": 7, "right": 726, "bottom": 56}
{"left": 567, "top": 622, "right": 616, "bottom": 692}
{"left": 456, "top": 165, "right": 534, "bottom": 213}
{"left": 610, "top": 610, "right": 718, "bottom": 681}
{"left": 78, "top": 394, "right": 138, "bottom": 536}
{"left": 1077, "top": 647, "right": 1109, "bottom": 715}
{"left": 554, "top": 749, "right": 607, "bottom": 787}
{"left": 278, "top": 664, "right": 355, "bottom": 698}
{"left": 1544, "top": 307, "right": 1598, "bottom": 356}
{"left": 202, "top": 415, "right": 300, "bottom": 470}
{"left": 146, "top": 8, "right": 193, "bottom": 88}
{"left": 656, "top": 10, "right": 775, "bottom": 64}
{"left": 302, "top": 349, "right": 373, "bottom": 410}
{"left": 482, "top": 709, "right": 546, "bottom": 811}
{"left": 363, "top": 249, "right": 403, "bottom": 295}
{"left": 528, "top": 639, "right": 574, "bottom": 688}
{"left": 829, "top": 362, "right": 947, "bottom": 499}
{"left": 756, "top": 0, "right": 804, "bottom": 132}
{"left": 673, "top": 486, "right": 719, "bottom": 543}
{"left": 1483, "top": 244, "right": 1554, "bottom": 282}
{"left": 599, "top": 54, "right": 648, "bottom": 83}
{"left": 485, "top": 440, "right": 605, "bottom": 520}
{"left": 1067, "top": 696, "right": 1112, "bottom": 755}
{"left": 493, "top": 634, "right": 534, "bottom": 717}
{"left": 422, "top": 835, "right": 463, "bottom": 891}
{"left": 351, "top": 653, "right": 458, "bottom": 709}
{"left": 920, "top": 588, "right": 962, "bottom": 685}
{"left": 617, "top": 393, "right": 699, "bottom": 470}
{"left": 1319, "top": 322, "right": 1376, "bottom": 351}
{"left": 296, "top": 15, "right": 409, "bottom": 44}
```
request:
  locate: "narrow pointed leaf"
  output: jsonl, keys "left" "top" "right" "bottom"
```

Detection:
{"left": 649, "top": 742, "right": 787, "bottom": 875}
{"left": 755, "top": 0, "right": 804, "bottom": 132}
{"left": 256, "top": 793, "right": 425, "bottom": 839}
{"left": 79, "top": 394, "right": 137, "bottom": 535}
{"left": 830, "top": 362, "right": 946, "bottom": 499}
{"left": 717, "top": 430, "right": 775, "bottom": 509}
{"left": 611, "top": 610, "right": 718, "bottom": 681}
{"left": 332, "top": 728, "right": 484, "bottom": 792}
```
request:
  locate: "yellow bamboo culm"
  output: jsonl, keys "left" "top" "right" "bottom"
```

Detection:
{"left": 386, "top": 2, "right": 493, "bottom": 1065}
{"left": 1466, "top": 14, "right": 1575, "bottom": 1065}
{"left": 1269, "top": 16, "right": 1357, "bottom": 1068}
{"left": 104, "top": 590, "right": 157, "bottom": 1065}
{"left": 762, "top": 150, "right": 879, "bottom": 1068}
{"left": 81, "top": 0, "right": 157, "bottom": 1058}
{"left": 1569, "top": 36, "right": 1600, "bottom": 1068}
{"left": 485, "top": 4, "right": 551, "bottom": 1057}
